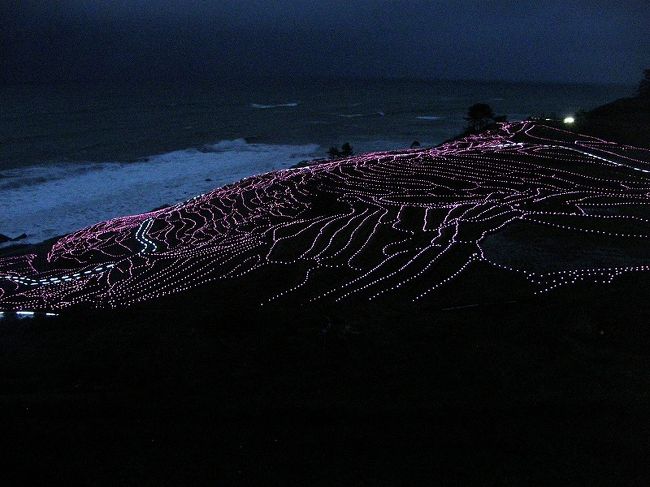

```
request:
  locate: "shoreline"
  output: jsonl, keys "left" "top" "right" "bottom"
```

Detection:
{"left": 0, "top": 137, "right": 450, "bottom": 258}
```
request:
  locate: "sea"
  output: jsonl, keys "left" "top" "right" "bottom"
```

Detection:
{"left": 0, "top": 78, "right": 633, "bottom": 245}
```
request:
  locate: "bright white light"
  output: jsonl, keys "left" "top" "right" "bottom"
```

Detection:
{"left": 563, "top": 116, "right": 575, "bottom": 124}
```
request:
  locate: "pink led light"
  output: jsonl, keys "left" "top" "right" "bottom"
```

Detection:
{"left": 1, "top": 121, "right": 649, "bottom": 312}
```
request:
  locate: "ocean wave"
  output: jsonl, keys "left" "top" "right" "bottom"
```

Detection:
{"left": 0, "top": 164, "right": 106, "bottom": 191}
{"left": 416, "top": 116, "right": 444, "bottom": 120}
{"left": 337, "top": 111, "right": 385, "bottom": 118}
{"left": 200, "top": 138, "right": 250, "bottom": 152}
{"left": 1, "top": 140, "right": 320, "bottom": 246}
{"left": 250, "top": 102, "right": 299, "bottom": 109}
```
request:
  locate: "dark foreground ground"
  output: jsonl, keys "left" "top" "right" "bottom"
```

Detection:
{"left": 1, "top": 268, "right": 649, "bottom": 485}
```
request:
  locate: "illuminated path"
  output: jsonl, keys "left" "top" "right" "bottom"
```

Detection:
{"left": 1, "top": 122, "right": 650, "bottom": 312}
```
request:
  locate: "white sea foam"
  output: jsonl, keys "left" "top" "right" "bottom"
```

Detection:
{"left": 250, "top": 102, "right": 299, "bottom": 109}
{"left": 1, "top": 141, "right": 319, "bottom": 246}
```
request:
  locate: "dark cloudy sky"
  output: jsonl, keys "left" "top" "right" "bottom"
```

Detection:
{"left": 2, "top": 0, "right": 649, "bottom": 84}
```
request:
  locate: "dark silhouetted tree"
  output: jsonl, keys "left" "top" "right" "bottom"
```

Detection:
{"left": 465, "top": 103, "right": 495, "bottom": 133}
{"left": 639, "top": 69, "right": 650, "bottom": 98}
{"left": 327, "top": 146, "right": 341, "bottom": 159}
{"left": 328, "top": 143, "right": 353, "bottom": 159}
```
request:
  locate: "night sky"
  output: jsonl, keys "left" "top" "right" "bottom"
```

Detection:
{"left": 2, "top": 0, "right": 649, "bottom": 84}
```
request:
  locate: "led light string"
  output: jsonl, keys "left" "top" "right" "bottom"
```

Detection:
{"left": 1, "top": 121, "right": 649, "bottom": 313}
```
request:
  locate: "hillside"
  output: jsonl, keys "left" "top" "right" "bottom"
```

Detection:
{"left": 2, "top": 121, "right": 650, "bottom": 314}
{"left": 2, "top": 121, "right": 650, "bottom": 485}
{"left": 576, "top": 94, "right": 650, "bottom": 148}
